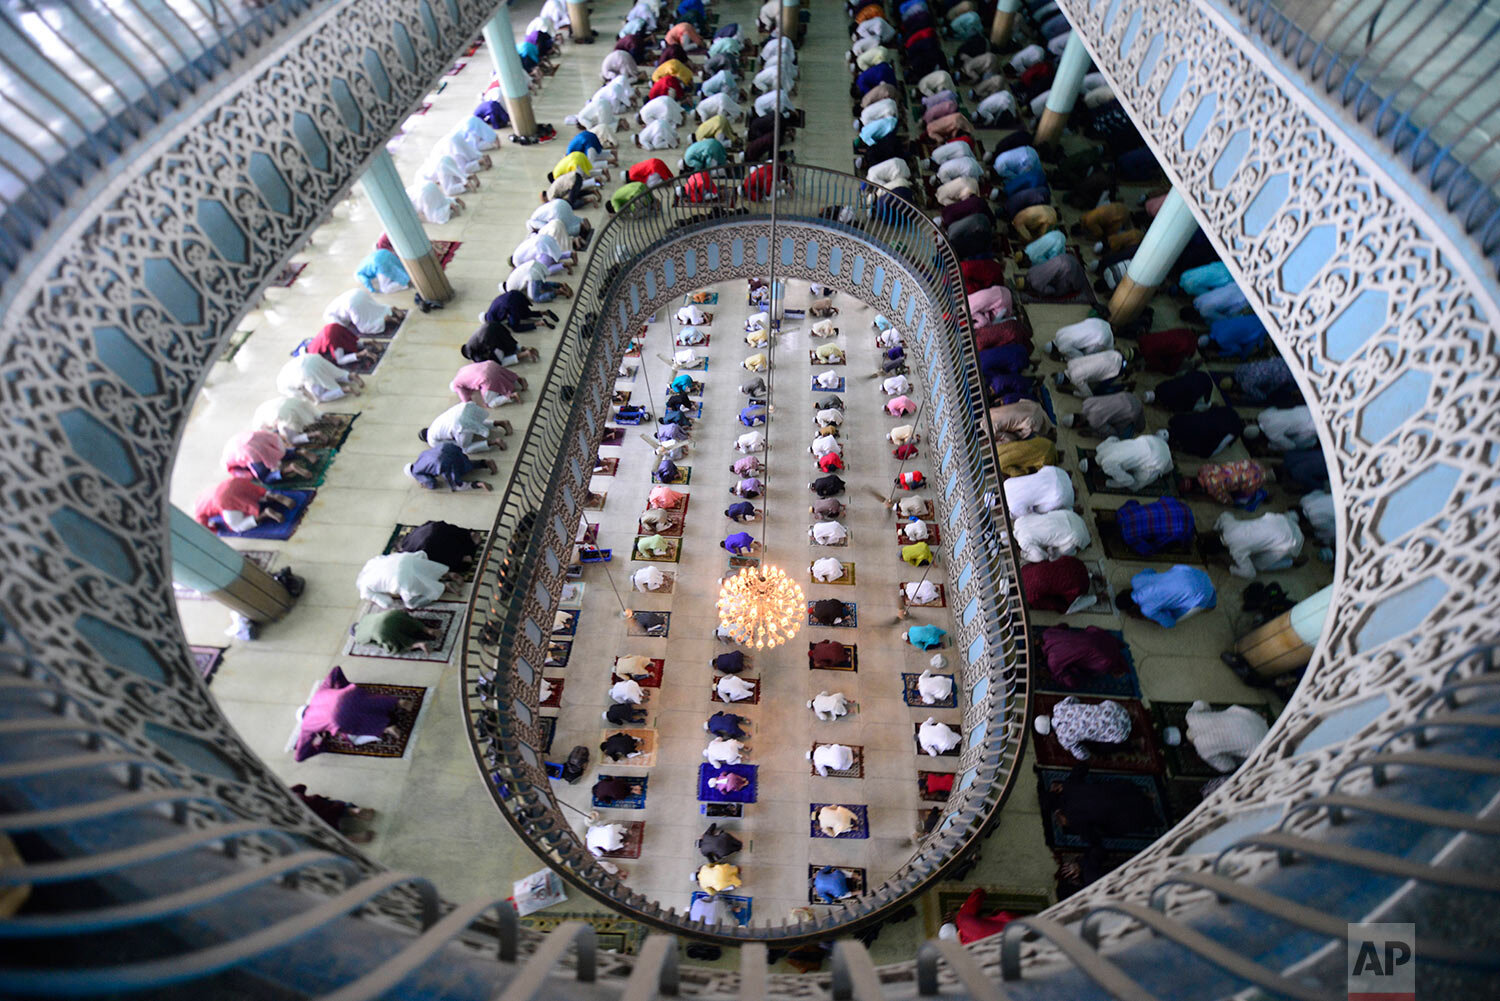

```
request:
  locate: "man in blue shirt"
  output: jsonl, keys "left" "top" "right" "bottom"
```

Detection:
{"left": 704, "top": 711, "right": 748, "bottom": 739}
{"left": 722, "top": 531, "right": 760, "bottom": 556}
{"left": 1120, "top": 565, "right": 1216, "bottom": 627}
{"left": 1114, "top": 497, "right": 1196, "bottom": 557}
{"left": 725, "top": 501, "right": 759, "bottom": 522}
{"left": 405, "top": 443, "right": 495, "bottom": 491}
{"left": 812, "top": 866, "right": 851, "bottom": 903}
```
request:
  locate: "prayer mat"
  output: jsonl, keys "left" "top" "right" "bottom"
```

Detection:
{"left": 537, "top": 717, "right": 557, "bottom": 753}
{"left": 176, "top": 550, "right": 275, "bottom": 600}
{"left": 1150, "top": 700, "right": 1275, "bottom": 779}
{"left": 219, "top": 327, "right": 253, "bottom": 362}
{"left": 632, "top": 570, "right": 676, "bottom": 591}
{"left": 898, "top": 582, "right": 947, "bottom": 607}
{"left": 902, "top": 673, "right": 957, "bottom": 709}
{"left": 519, "top": 911, "right": 645, "bottom": 956}
{"left": 896, "top": 523, "right": 941, "bottom": 545}
{"left": 341, "top": 338, "right": 389, "bottom": 376}
{"left": 809, "top": 803, "right": 869, "bottom": 839}
{"left": 368, "top": 308, "right": 408, "bottom": 340}
{"left": 558, "top": 581, "right": 586, "bottom": 607}
{"left": 651, "top": 466, "right": 692, "bottom": 485}
{"left": 1203, "top": 368, "right": 1265, "bottom": 409}
{"left": 685, "top": 291, "right": 719, "bottom": 305}
{"left": 593, "top": 774, "right": 649, "bottom": 810}
{"left": 344, "top": 601, "right": 465, "bottom": 663}
{"left": 264, "top": 446, "right": 338, "bottom": 490}
{"left": 1031, "top": 629, "right": 1142, "bottom": 698}
{"left": 1017, "top": 250, "right": 1099, "bottom": 307}
{"left": 625, "top": 612, "right": 671, "bottom": 637}
{"left": 728, "top": 554, "right": 759, "bottom": 570}
{"left": 811, "top": 535, "right": 848, "bottom": 548}
{"left": 808, "top": 350, "right": 845, "bottom": 365}
{"left": 807, "top": 865, "right": 865, "bottom": 905}
{"left": 539, "top": 677, "right": 565, "bottom": 708}
{"left": 1095, "top": 507, "right": 1200, "bottom": 564}
{"left": 810, "top": 743, "right": 864, "bottom": 779}
{"left": 691, "top": 890, "right": 751, "bottom": 925}
{"left": 925, "top": 885, "right": 1052, "bottom": 938}
{"left": 447, "top": 60, "right": 468, "bottom": 75}
{"left": 191, "top": 645, "right": 224, "bottom": 683}
{"left": 308, "top": 412, "right": 360, "bottom": 449}
{"left": 607, "top": 729, "right": 657, "bottom": 768}
{"left": 321, "top": 684, "right": 425, "bottom": 759}
{"left": 811, "top": 376, "right": 846, "bottom": 392}
{"left": 601, "top": 428, "right": 626, "bottom": 445}
{"left": 1070, "top": 561, "right": 1116, "bottom": 616}
{"left": 698, "top": 763, "right": 757, "bottom": 802}
{"left": 808, "top": 643, "right": 858, "bottom": 671}
{"left": 676, "top": 334, "right": 712, "bottom": 347}
{"left": 1031, "top": 693, "right": 1164, "bottom": 774}
{"left": 711, "top": 677, "right": 760, "bottom": 705}
{"left": 214, "top": 489, "right": 315, "bottom": 540}
{"left": 806, "top": 602, "right": 857, "bottom": 627}
{"left": 611, "top": 389, "right": 632, "bottom": 405}
{"left": 544, "top": 641, "right": 572, "bottom": 668}
{"left": 703, "top": 803, "right": 743, "bottom": 818}
{"left": 598, "top": 820, "right": 645, "bottom": 859}
{"left": 918, "top": 770, "right": 956, "bottom": 803}
{"left": 379, "top": 525, "right": 487, "bottom": 587}
{"left": 551, "top": 610, "right": 579, "bottom": 636}
{"left": 632, "top": 539, "right": 682, "bottom": 563}
{"left": 914, "top": 721, "right": 961, "bottom": 757}
{"left": 594, "top": 457, "right": 619, "bottom": 476}
{"left": 810, "top": 562, "right": 855, "bottom": 585}
{"left": 432, "top": 240, "right": 461, "bottom": 268}
{"left": 1036, "top": 767, "right": 1169, "bottom": 852}
{"left": 613, "top": 657, "right": 665, "bottom": 687}
{"left": 1076, "top": 447, "right": 1179, "bottom": 498}
{"left": 269, "top": 262, "right": 306, "bottom": 288}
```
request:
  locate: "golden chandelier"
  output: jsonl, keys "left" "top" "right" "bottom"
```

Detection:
{"left": 716, "top": 564, "right": 805, "bottom": 650}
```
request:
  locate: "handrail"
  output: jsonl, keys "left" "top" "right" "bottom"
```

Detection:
{"left": 456, "top": 162, "right": 1035, "bottom": 945}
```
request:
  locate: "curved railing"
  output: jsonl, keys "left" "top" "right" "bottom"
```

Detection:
{"left": 456, "top": 163, "right": 1036, "bottom": 946}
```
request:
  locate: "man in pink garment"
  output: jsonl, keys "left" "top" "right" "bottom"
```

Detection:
{"left": 450, "top": 361, "right": 528, "bottom": 407}
{"left": 967, "top": 285, "right": 1014, "bottom": 325}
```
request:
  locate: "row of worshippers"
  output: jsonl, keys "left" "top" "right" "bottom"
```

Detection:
{"left": 407, "top": 112, "right": 503, "bottom": 225}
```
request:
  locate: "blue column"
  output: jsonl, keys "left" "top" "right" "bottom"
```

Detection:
{"left": 169, "top": 507, "right": 293, "bottom": 622}
{"left": 1107, "top": 189, "right": 1196, "bottom": 323}
{"left": 483, "top": 5, "right": 537, "bottom": 135}
{"left": 361, "top": 149, "right": 453, "bottom": 302}
{"left": 1034, "top": 32, "right": 1090, "bottom": 146}
{"left": 990, "top": 0, "right": 1021, "bottom": 47}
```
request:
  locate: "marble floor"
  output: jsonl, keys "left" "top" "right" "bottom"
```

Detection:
{"left": 167, "top": 0, "right": 1332, "bottom": 972}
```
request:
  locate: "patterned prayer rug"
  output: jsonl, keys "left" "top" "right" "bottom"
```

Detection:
{"left": 598, "top": 821, "right": 645, "bottom": 859}
{"left": 321, "top": 684, "right": 425, "bottom": 759}
{"left": 538, "top": 678, "right": 564, "bottom": 708}
{"left": 1032, "top": 629, "right": 1142, "bottom": 698}
{"left": 698, "top": 763, "right": 757, "bottom": 803}
{"left": 593, "top": 775, "right": 649, "bottom": 810}
{"left": 632, "top": 539, "right": 682, "bottom": 563}
{"left": 650, "top": 466, "right": 692, "bottom": 485}
{"left": 809, "top": 743, "right": 864, "bottom": 779}
{"left": 343, "top": 602, "right": 465, "bottom": 663}
{"left": 613, "top": 657, "right": 665, "bottom": 687}
{"left": 1036, "top": 767, "right": 1169, "bottom": 852}
{"left": 902, "top": 673, "right": 957, "bottom": 709}
{"left": 594, "top": 457, "right": 619, "bottom": 476}
{"left": 809, "top": 803, "right": 869, "bottom": 839}
{"left": 808, "top": 643, "right": 858, "bottom": 671}
{"left": 214, "top": 490, "right": 315, "bottom": 540}
{"left": 1031, "top": 693, "right": 1164, "bottom": 775}
{"left": 191, "top": 646, "right": 224, "bottom": 682}
{"left": 807, "top": 865, "right": 865, "bottom": 905}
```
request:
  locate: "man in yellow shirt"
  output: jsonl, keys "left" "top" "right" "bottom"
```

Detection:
{"left": 550, "top": 150, "right": 610, "bottom": 185}
{"left": 694, "top": 114, "right": 738, "bottom": 146}
{"left": 653, "top": 58, "right": 694, "bottom": 86}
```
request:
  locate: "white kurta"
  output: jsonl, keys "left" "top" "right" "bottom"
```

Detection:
{"left": 356, "top": 553, "right": 447, "bottom": 609}
{"left": 808, "top": 691, "right": 849, "bottom": 720}
{"left": 324, "top": 288, "right": 392, "bottom": 335}
{"left": 812, "top": 557, "right": 845, "bottom": 582}
{"left": 1013, "top": 511, "right": 1091, "bottom": 563}
{"left": 1004, "top": 466, "right": 1075, "bottom": 517}
{"left": 1095, "top": 434, "right": 1173, "bottom": 491}
{"left": 918, "top": 718, "right": 960, "bottom": 756}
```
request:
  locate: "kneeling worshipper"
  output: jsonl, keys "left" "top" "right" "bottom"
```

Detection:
{"left": 305, "top": 321, "right": 375, "bottom": 366}
{"left": 276, "top": 352, "right": 364, "bottom": 403}
{"left": 356, "top": 552, "right": 449, "bottom": 609}
{"left": 812, "top": 866, "right": 853, "bottom": 904}
{"left": 349, "top": 609, "right": 442, "bottom": 654}
{"left": 1048, "top": 763, "right": 1161, "bottom": 858}
{"left": 811, "top": 599, "right": 852, "bottom": 626}
{"left": 993, "top": 437, "right": 1058, "bottom": 477}
{"left": 356, "top": 249, "right": 410, "bottom": 294}
{"left": 807, "top": 688, "right": 851, "bottom": 718}
{"left": 1223, "top": 357, "right": 1300, "bottom": 406}
{"left": 649, "top": 484, "right": 687, "bottom": 509}
{"left": 815, "top": 369, "right": 843, "bottom": 390}
{"left": 600, "top": 731, "right": 644, "bottom": 761}
{"left": 640, "top": 506, "right": 678, "bottom": 533}
{"left": 1020, "top": 556, "right": 1096, "bottom": 613}
{"left": 409, "top": 180, "right": 462, "bottom": 223}
{"left": 1184, "top": 700, "right": 1271, "bottom": 772}
{"left": 395, "top": 520, "right": 480, "bottom": 575}
{"left": 632, "top": 565, "right": 670, "bottom": 591}
{"left": 904, "top": 623, "right": 948, "bottom": 651}
{"left": 1060, "top": 393, "right": 1145, "bottom": 439}
{"left": 697, "top": 822, "right": 742, "bottom": 863}
{"left": 707, "top": 766, "right": 751, "bottom": 796}
{"left": 900, "top": 518, "right": 928, "bottom": 543}
{"left": 903, "top": 579, "right": 941, "bottom": 607}
{"left": 1168, "top": 406, "right": 1245, "bottom": 458}
{"left": 918, "top": 717, "right": 961, "bottom": 756}
{"left": 732, "top": 476, "right": 765, "bottom": 499}
{"left": 941, "top": 888, "right": 1017, "bottom": 945}
{"left": 1113, "top": 497, "right": 1196, "bottom": 557}
{"left": 723, "top": 530, "right": 761, "bottom": 557}
{"left": 462, "top": 322, "right": 540, "bottom": 367}
{"left": 697, "top": 862, "right": 743, "bottom": 895}
{"left": 1181, "top": 459, "right": 1269, "bottom": 510}
{"left": 901, "top": 541, "right": 935, "bottom": 566}
{"left": 422, "top": 401, "right": 513, "bottom": 455}
{"left": 814, "top": 341, "right": 846, "bottom": 364}
{"left": 1120, "top": 565, "right": 1217, "bottom": 627}
{"left": 291, "top": 666, "right": 411, "bottom": 761}
{"left": 808, "top": 638, "right": 851, "bottom": 670}
{"left": 811, "top": 520, "right": 849, "bottom": 546}
{"left": 637, "top": 533, "right": 674, "bottom": 558}
{"left": 1049, "top": 316, "right": 1113, "bottom": 359}
{"left": 451, "top": 360, "right": 526, "bottom": 407}
{"left": 325, "top": 287, "right": 394, "bottom": 335}
{"left": 1214, "top": 511, "right": 1305, "bottom": 579}
{"left": 604, "top": 702, "right": 648, "bottom": 725}
{"left": 1248, "top": 405, "right": 1319, "bottom": 452}
{"left": 1022, "top": 250, "right": 1089, "bottom": 299}
{"left": 1084, "top": 431, "right": 1173, "bottom": 491}
{"left": 252, "top": 396, "right": 324, "bottom": 444}
{"left": 704, "top": 736, "right": 747, "bottom": 765}
{"left": 1039, "top": 625, "right": 1129, "bottom": 689}
{"left": 193, "top": 477, "right": 295, "bottom": 532}
{"left": 988, "top": 399, "right": 1053, "bottom": 443}
{"left": 1200, "top": 314, "right": 1266, "bottom": 359}
{"left": 705, "top": 711, "right": 749, "bottom": 740}
{"left": 1004, "top": 465, "right": 1073, "bottom": 517}
{"left": 1037, "top": 696, "right": 1132, "bottom": 761}
{"left": 713, "top": 650, "right": 748, "bottom": 675}
{"left": 1056, "top": 348, "right": 1131, "bottom": 397}
{"left": 406, "top": 442, "right": 496, "bottom": 491}
{"left": 587, "top": 822, "right": 630, "bottom": 857}
{"left": 1013, "top": 510, "right": 1091, "bottom": 563}
{"left": 592, "top": 775, "right": 643, "bottom": 805}
{"left": 815, "top": 804, "right": 860, "bottom": 837}
{"left": 221, "top": 429, "right": 312, "bottom": 483}
{"left": 726, "top": 501, "right": 760, "bottom": 522}
{"left": 1145, "top": 370, "right": 1214, "bottom": 413}
{"left": 915, "top": 669, "right": 954, "bottom": 705}
{"left": 808, "top": 742, "right": 856, "bottom": 777}
{"left": 810, "top": 474, "right": 846, "bottom": 498}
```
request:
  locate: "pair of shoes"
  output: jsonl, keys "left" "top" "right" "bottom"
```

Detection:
{"left": 272, "top": 567, "right": 305, "bottom": 599}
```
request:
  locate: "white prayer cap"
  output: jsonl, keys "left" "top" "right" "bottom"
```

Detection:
{"left": 1143, "top": 391, "right": 1156, "bottom": 403}
{"left": 1155, "top": 428, "right": 1171, "bottom": 440}
{"left": 901, "top": 630, "right": 911, "bottom": 642}
{"left": 938, "top": 923, "right": 959, "bottom": 941}
{"left": 1034, "top": 715, "right": 1053, "bottom": 735}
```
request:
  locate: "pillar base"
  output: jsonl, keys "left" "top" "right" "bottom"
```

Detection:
{"left": 566, "top": 2, "right": 593, "bottom": 41}
{"left": 1233, "top": 610, "right": 1313, "bottom": 678}
{"left": 402, "top": 250, "right": 454, "bottom": 304}
{"left": 506, "top": 94, "right": 538, "bottom": 138}
{"left": 1106, "top": 275, "right": 1155, "bottom": 326}
{"left": 990, "top": 9, "right": 1016, "bottom": 47}
{"left": 209, "top": 562, "right": 294, "bottom": 624}
{"left": 1034, "top": 107, "right": 1068, "bottom": 148}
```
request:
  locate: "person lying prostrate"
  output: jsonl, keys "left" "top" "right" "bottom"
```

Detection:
{"left": 193, "top": 477, "right": 294, "bottom": 532}
{"left": 252, "top": 396, "right": 323, "bottom": 444}
{"left": 1214, "top": 511, "right": 1305, "bottom": 579}
{"left": 1004, "top": 466, "right": 1074, "bottom": 517}
{"left": 421, "top": 401, "right": 511, "bottom": 455}
{"left": 276, "top": 353, "right": 364, "bottom": 403}
{"left": 1020, "top": 557, "right": 1095, "bottom": 613}
{"left": 1049, "top": 317, "right": 1113, "bottom": 360}
{"left": 405, "top": 443, "right": 496, "bottom": 491}
{"left": 918, "top": 718, "right": 960, "bottom": 756}
{"left": 1083, "top": 431, "right": 1173, "bottom": 491}
{"left": 324, "top": 287, "right": 393, "bottom": 335}
{"left": 626, "top": 158, "right": 675, "bottom": 188}
{"left": 1014, "top": 510, "right": 1091, "bottom": 563}
{"left": 221, "top": 430, "right": 311, "bottom": 483}
{"left": 450, "top": 361, "right": 526, "bottom": 407}
{"left": 988, "top": 400, "right": 1054, "bottom": 443}
{"left": 1250, "top": 405, "right": 1318, "bottom": 451}
{"left": 462, "top": 322, "right": 539, "bottom": 367}
{"left": 357, "top": 552, "right": 448, "bottom": 609}
{"left": 305, "top": 322, "right": 372, "bottom": 367}
{"left": 1120, "top": 565, "right": 1217, "bottom": 628}
{"left": 1168, "top": 406, "right": 1244, "bottom": 458}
